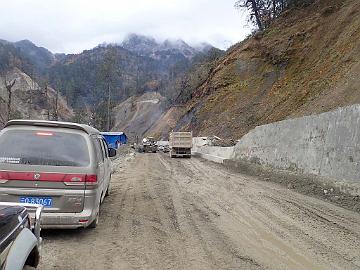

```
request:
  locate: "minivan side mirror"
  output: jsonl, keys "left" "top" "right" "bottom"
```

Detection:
{"left": 108, "top": 148, "right": 117, "bottom": 158}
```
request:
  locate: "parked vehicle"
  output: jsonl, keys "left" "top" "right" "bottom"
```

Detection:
{"left": 157, "top": 145, "right": 170, "bottom": 153}
{"left": 169, "top": 132, "right": 192, "bottom": 158}
{"left": 143, "top": 137, "right": 157, "bottom": 153}
{"left": 0, "top": 202, "right": 42, "bottom": 270}
{"left": 137, "top": 144, "right": 145, "bottom": 153}
{"left": 0, "top": 120, "right": 116, "bottom": 229}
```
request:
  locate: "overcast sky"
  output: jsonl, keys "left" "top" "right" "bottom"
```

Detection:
{"left": 0, "top": 0, "right": 251, "bottom": 54}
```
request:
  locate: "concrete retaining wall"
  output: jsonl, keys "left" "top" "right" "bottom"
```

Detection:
{"left": 192, "top": 137, "right": 208, "bottom": 149}
{"left": 193, "top": 146, "right": 234, "bottom": 163}
{"left": 192, "top": 137, "right": 234, "bottom": 163}
{"left": 232, "top": 105, "right": 360, "bottom": 184}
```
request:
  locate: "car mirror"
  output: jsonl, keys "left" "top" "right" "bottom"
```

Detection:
{"left": 108, "top": 148, "right": 117, "bottom": 157}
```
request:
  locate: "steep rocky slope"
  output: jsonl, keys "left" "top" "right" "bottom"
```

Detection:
{"left": 112, "top": 91, "right": 166, "bottom": 138}
{"left": 146, "top": 105, "right": 187, "bottom": 140}
{"left": 157, "top": 0, "right": 360, "bottom": 140}
{"left": 0, "top": 68, "right": 73, "bottom": 127}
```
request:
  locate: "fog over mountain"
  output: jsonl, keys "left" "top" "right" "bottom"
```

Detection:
{"left": 0, "top": 0, "right": 250, "bottom": 54}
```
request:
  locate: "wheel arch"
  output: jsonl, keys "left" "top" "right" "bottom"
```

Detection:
{"left": 4, "top": 228, "right": 39, "bottom": 270}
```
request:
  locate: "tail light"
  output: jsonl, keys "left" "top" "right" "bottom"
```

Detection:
{"left": 0, "top": 171, "right": 9, "bottom": 181}
{"left": 63, "top": 174, "right": 86, "bottom": 186}
{"left": 59, "top": 174, "right": 98, "bottom": 187}
{"left": 0, "top": 171, "right": 97, "bottom": 186}
{"left": 85, "top": 174, "right": 98, "bottom": 186}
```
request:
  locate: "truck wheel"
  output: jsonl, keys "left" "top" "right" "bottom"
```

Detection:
{"left": 23, "top": 266, "right": 36, "bottom": 270}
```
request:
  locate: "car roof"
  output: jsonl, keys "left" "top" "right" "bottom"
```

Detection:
{"left": 4, "top": 120, "right": 100, "bottom": 135}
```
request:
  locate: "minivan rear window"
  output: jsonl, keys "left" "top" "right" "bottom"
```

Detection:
{"left": 0, "top": 130, "right": 90, "bottom": 167}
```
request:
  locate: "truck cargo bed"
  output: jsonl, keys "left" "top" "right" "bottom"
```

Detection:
{"left": 169, "top": 132, "right": 192, "bottom": 158}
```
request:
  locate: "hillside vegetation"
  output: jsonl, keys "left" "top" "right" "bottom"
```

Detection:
{"left": 0, "top": 34, "right": 218, "bottom": 130}
{"left": 160, "top": 0, "right": 360, "bottom": 140}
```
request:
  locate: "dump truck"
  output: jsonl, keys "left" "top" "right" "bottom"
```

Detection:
{"left": 169, "top": 131, "right": 192, "bottom": 158}
{"left": 143, "top": 137, "right": 158, "bottom": 153}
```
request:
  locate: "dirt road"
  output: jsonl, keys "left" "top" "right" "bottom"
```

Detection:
{"left": 39, "top": 153, "right": 360, "bottom": 270}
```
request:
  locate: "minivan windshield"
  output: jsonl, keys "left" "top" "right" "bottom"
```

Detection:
{"left": 0, "top": 129, "right": 90, "bottom": 167}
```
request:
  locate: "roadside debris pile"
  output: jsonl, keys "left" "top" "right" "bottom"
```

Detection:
{"left": 205, "top": 136, "right": 237, "bottom": 147}
{"left": 111, "top": 146, "right": 135, "bottom": 173}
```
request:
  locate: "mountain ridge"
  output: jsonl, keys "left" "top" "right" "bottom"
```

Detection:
{"left": 121, "top": 33, "right": 207, "bottom": 60}
{"left": 0, "top": 34, "right": 220, "bottom": 131}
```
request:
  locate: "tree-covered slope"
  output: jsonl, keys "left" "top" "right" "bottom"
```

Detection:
{"left": 0, "top": 34, "right": 217, "bottom": 130}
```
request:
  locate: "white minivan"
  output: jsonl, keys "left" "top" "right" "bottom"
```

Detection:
{"left": 0, "top": 120, "right": 116, "bottom": 229}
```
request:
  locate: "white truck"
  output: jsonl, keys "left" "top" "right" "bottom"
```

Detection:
{"left": 169, "top": 131, "right": 192, "bottom": 158}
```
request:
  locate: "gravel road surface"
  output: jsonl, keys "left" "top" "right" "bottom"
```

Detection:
{"left": 39, "top": 153, "right": 360, "bottom": 270}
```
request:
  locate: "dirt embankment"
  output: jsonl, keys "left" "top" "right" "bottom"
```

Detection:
{"left": 157, "top": 0, "right": 360, "bottom": 140}
{"left": 39, "top": 153, "right": 360, "bottom": 270}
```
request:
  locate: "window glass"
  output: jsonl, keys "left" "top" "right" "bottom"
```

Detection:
{"left": 0, "top": 130, "right": 90, "bottom": 167}
{"left": 93, "top": 138, "right": 104, "bottom": 163}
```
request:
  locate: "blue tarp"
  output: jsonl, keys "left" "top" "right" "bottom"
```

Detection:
{"left": 101, "top": 132, "right": 127, "bottom": 149}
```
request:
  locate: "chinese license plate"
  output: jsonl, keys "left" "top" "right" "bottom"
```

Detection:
{"left": 20, "top": 197, "right": 53, "bottom": 207}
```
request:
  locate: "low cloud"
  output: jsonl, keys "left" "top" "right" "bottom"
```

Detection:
{"left": 0, "top": 0, "right": 251, "bottom": 53}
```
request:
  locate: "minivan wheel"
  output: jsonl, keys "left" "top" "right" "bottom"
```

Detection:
{"left": 88, "top": 207, "right": 99, "bottom": 229}
{"left": 105, "top": 178, "right": 111, "bottom": 197}
{"left": 23, "top": 266, "right": 36, "bottom": 270}
{"left": 105, "top": 184, "right": 111, "bottom": 197}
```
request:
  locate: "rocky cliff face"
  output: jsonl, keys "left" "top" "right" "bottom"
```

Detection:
{"left": 0, "top": 68, "right": 73, "bottom": 127}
